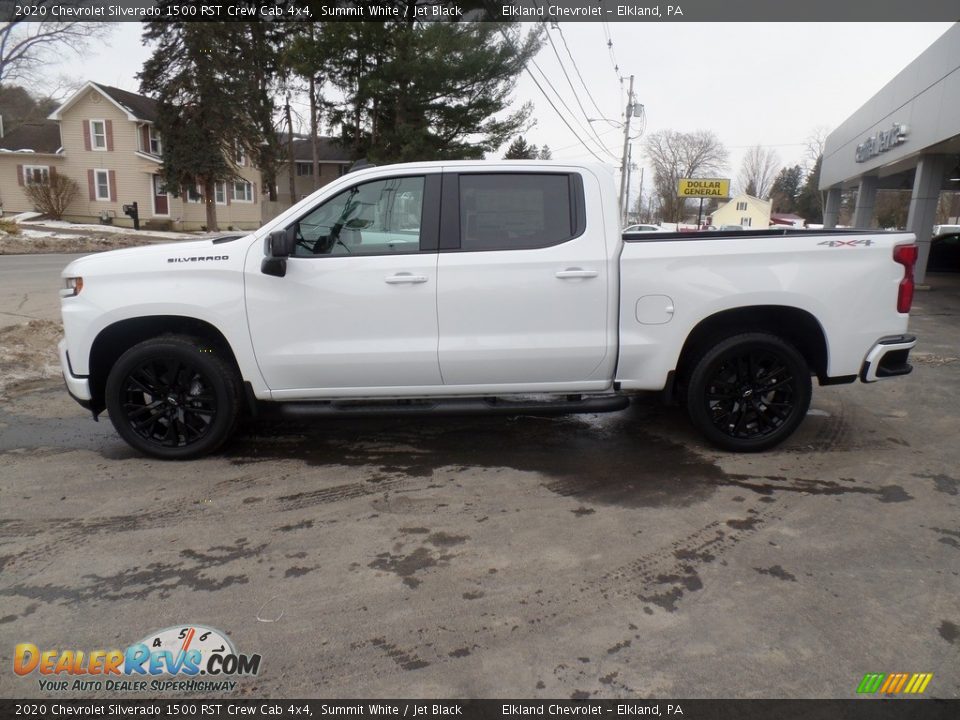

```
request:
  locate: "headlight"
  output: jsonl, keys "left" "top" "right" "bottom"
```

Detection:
{"left": 61, "top": 277, "right": 83, "bottom": 298}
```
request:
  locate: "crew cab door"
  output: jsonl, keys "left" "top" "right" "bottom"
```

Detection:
{"left": 245, "top": 173, "right": 442, "bottom": 395}
{"left": 436, "top": 170, "right": 611, "bottom": 387}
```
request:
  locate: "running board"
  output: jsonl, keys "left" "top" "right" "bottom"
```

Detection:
{"left": 275, "top": 395, "right": 630, "bottom": 419}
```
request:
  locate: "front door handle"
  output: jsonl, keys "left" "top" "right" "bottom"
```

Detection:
{"left": 385, "top": 273, "right": 429, "bottom": 284}
{"left": 555, "top": 268, "right": 598, "bottom": 279}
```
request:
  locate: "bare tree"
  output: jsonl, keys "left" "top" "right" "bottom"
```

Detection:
{"left": 644, "top": 129, "right": 728, "bottom": 222}
{"left": 736, "top": 145, "right": 780, "bottom": 199}
{"left": 804, "top": 126, "right": 829, "bottom": 171}
{"left": 0, "top": 14, "right": 111, "bottom": 86}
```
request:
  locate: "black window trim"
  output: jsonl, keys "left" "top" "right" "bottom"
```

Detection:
{"left": 440, "top": 170, "right": 587, "bottom": 253}
{"left": 284, "top": 172, "right": 441, "bottom": 258}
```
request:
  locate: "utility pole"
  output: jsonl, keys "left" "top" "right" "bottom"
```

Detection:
{"left": 623, "top": 144, "right": 633, "bottom": 226}
{"left": 637, "top": 167, "right": 644, "bottom": 221}
{"left": 618, "top": 74, "right": 635, "bottom": 225}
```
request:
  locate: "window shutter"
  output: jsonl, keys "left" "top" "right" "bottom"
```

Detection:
{"left": 83, "top": 120, "right": 91, "bottom": 151}
{"left": 49, "top": 167, "right": 57, "bottom": 180}
{"left": 17, "top": 164, "right": 24, "bottom": 186}
{"left": 108, "top": 170, "right": 117, "bottom": 201}
{"left": 105, "top": 120, "right": 114, "bottom": 151}
{"left": 87, "top": 170, "right": 95, "bottom": 200}
{"left": 251, "top": 183, "right": 256, "bottom": 203}
{"left": 226, "top": 184, "right": 231, "bottom": 206}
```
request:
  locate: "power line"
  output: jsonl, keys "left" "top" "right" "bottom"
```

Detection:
{"left": 526, "top": 59, "right": 614, "bottom": 164}
{"left": 540, "top": 22, "right": 618, "bottom": 161}
{"left": 494, "top": 24, "right": 614, "bottom": 166}
{"left": 555, "top": 25, "right": 606, "bottom": 120}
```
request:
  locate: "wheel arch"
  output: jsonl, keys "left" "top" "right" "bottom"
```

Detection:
{"left": 87, "top": 316, "right": 243, "bottom": 416}
{"left": 675, "top": 305, "right": 829, "bottom": 388}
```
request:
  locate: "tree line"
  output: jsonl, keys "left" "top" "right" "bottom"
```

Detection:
{"left": 641, "top": 129, "right": 827, "bottom": 225}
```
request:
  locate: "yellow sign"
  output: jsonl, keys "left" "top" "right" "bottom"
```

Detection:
{"left": 678, "top": 178, "right": 730, "bottom": 198}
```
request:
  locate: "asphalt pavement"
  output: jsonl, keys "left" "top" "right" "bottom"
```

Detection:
{"left": 0, "top": 254, "right": 957, "bottom": 700}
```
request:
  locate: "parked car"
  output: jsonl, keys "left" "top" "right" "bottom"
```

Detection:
{"left": 929, "top": 231, "right": 960, "bottom": 272}
{"left": 59, "top": 161, "right": 918, "bottom": 458}
{"left": 932, "top": 224, "right": 960, "bottom": 236}
{"left": 623, "top": 223, "right": 664, "bottom": 233}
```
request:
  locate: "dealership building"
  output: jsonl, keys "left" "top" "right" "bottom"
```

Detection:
{"left": 820, "top": 22, "right": 960, "bottom": 281}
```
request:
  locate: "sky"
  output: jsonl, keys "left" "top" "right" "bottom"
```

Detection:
{"left": 42, "top": 21, "right": 956, "bottom": 213}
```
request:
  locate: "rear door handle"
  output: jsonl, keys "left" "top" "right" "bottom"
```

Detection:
{"left": 385, "top": 273, "right": 428, "bottom": 284}
{"left": 555, "top": 268, "right": 598, "bottom": 279}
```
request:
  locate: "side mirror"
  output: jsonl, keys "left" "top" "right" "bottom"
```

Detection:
{"left": 267, "top": 226, "right": 296, "bottom": 258}
{"left": 262, "top": 225, "right": 296, "bottom": 277}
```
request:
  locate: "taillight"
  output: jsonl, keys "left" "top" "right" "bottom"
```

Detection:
{"left": 893, "top": 244, "right": 918, "bottom": 313}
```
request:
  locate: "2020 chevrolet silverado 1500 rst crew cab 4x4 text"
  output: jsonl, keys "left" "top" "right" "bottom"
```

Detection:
{"left": 58, "top": 162, "right": 918, "bottom": 459}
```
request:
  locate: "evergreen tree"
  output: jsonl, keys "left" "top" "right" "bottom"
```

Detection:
{"left": 304, "top": 20, "right": 540, "bottom": 163}
{"left": 139, "top": 23, "right": 261, "bottom": 231}
{"left": 537, "top": 145, "right": 552, "bottom": 160}
{"left": 795, "top": 155, "right": 824, "bottom": 224}
{"left": 504, "top": 136, "right": 537, "bottom": 159}
{"left": 769, "top": 165, "right": 804, "bottom": 214}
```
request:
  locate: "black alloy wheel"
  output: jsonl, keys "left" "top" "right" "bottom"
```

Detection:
{"left": 686, "top": 333, "right": 811, "bottom": 452}
{"left": 105, "top": 336, "right": 240, "bottom": 459}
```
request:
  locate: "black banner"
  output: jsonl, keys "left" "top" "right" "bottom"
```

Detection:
{"left": 1, "top": 699, "right": 959, "bottom": 720}
{"left": 2, "top": 0, "right": 960, "bottom": 22}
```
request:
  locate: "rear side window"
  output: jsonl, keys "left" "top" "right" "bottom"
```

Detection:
{"left": 459, "top": 174, "right": 576, "bottom": 251}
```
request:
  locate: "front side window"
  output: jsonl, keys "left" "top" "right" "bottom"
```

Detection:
{"left": 91, "top": 120, "right": 106, "bottom": 150}
{"left": 459, "top": 174, "right": 574, "bottom": 251}
{"left": 296, "top": 163, "right": 313, "bottom": 177}
{"left": 291, "top": 176, "right": 425, "bottom": 257}
{"left": 95, "top": 169, "right": 110, "bottom": 200}
{"left": 215, "top": 182, "right": 226, "bottom": 205}
{"left": 23, "top": 165, "right": 49, "bottom": 185}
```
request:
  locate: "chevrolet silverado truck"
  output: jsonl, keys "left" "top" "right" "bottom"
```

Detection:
{"left": 58, "top": 162, "right": 918, "bottom": 459}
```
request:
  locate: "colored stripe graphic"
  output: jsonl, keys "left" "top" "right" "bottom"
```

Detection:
{"left": 857, "top": 674, "right": 886, "bottom": 693}
{"left": 857, "top": 672, "right": 932, "bottom": 694}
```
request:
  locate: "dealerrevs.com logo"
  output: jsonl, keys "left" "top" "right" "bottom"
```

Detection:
{"left": 14, "top": 625, "right": 261, "bottom": 693}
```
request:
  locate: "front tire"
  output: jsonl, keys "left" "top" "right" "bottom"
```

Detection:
{"left": 685, "top": 332, "right": 812, "bottom": 452}
{"left": 105, "top": 335, "right": 240, "bottom": 459}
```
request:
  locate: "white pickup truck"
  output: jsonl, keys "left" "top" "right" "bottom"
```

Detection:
{"left": 58, "top": 161, "right": 918, "bottom": 459}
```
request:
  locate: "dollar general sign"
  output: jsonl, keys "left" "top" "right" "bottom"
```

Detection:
{"left": 678, "top": 178, "right": 730, "bottom": 198}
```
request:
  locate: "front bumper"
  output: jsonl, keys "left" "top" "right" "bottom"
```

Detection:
{"left": 58, "top": 338, "right": 92, "bottom": 405}
{"left": 860, "top": 334, "right": 917, "bottom": 383}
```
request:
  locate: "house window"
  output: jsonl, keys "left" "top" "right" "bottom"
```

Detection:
{"left": 736, "top": 201, "right": 747, "bottom": 211}
{"left": 235, "top": 146, "right": 247, "bottom": 166}
{"left": 215, "top": 182, "right": 226, "bottom": 205}
{"left": 94, "top": 169, "right": 110, "bottom": 200}
{"left": 338, "top": 165, "right": 350, "bottom": 177}
{"left": 232, "top": 180, "right": 253, "bottom": 202}
{"left": 741, "top": 217, "right": 752, "bottom": 227}
{"left": 149, "top": 127, "right": 162, "bottom": 155}
{"left": 90, "top": 120, "right": 107, "bottom": 150}
{"left": 296, "top": 162, "right": 313, "bottom": 177}
{"left": 187, "top": 185, "right": 203, "bottom": 203}
{"left": 23, "top": 165, "right": 50, "bottom": 185}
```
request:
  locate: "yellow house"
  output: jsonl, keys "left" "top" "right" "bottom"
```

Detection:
{"left": 709, "top": 193, "right": 772, "bottom": 229}
{"left": 0, "top": 82, "right": 262, "bottom": 231}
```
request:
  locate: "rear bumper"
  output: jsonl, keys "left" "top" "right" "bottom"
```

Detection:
{"left": 59, "top": 338, "right": 92, "bottom": 405}
{"left": 860, "top": 335, "right": 917, "bottom": 383}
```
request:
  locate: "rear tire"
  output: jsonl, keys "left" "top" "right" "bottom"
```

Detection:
{"left": 105, "top": 335, "right": 240, "bottom": 459}
{"left": 685, "top": 332, "right": 811, "bottom": 452}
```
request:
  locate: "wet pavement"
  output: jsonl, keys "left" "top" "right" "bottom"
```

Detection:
{"left": 0, "top": 272, "right": 958, "bottom": 700}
